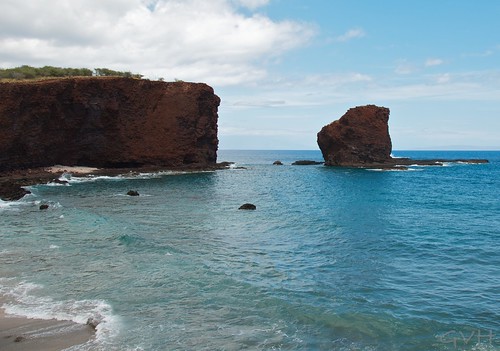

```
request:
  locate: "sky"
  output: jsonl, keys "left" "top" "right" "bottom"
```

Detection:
{"left": 1, "top": 0, "right": 499, "bottom": 150}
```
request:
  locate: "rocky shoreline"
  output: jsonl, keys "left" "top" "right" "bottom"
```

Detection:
{"left": 0, "top": 163, "right": 233, "bottom": 201}
{"left": 344, "top": 157, "right": 489, "bottom": 170}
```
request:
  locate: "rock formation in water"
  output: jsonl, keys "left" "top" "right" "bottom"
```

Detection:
{"left": 317, "top": 105, "right": 392, "bottom": 166}
{"left": 317, "top": 104, "right": 489, "bottom": 168}
{"left": 0, "top": 77, "right": 220, "bottom": 171}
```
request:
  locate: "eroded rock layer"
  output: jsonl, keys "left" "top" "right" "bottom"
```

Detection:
{"left": 0, "top": 77, "right": 220, "bottom": 171}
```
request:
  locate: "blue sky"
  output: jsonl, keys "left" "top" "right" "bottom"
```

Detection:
{"left": 1, "top": 0, "right": 499, "bottom": 149}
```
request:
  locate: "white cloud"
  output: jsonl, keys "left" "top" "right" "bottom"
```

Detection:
{"left": 233, "top": 0, "right": 270, "bottom": 10}
{"left": 335, "top": 28, "right": 365, "bottom": 42}
{"left": 435, "top": 73, "right": 451, "bottom": 84}
{"left": 304, "top": 72, "right": 372, "bottom": 86}
{"left": 395, "top": 63, "right": 415, "bottom": 75}
{"left": 0, "top": 0, "right": 314, "bottom": 85}
{"left": 425, "top": 58, "right": 444, "bottom": 67}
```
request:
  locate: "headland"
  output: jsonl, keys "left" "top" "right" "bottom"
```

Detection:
{"left": 0, "top": 76, "right": 224, "bottom": 200}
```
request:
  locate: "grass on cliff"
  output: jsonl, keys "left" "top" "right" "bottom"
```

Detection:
{"left": 0, "top": 65, "right": 143, "bottom": 81}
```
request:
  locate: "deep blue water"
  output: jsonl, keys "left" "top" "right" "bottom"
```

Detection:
{"left": 1, "top": 150, "right": 499, "bottom": 350}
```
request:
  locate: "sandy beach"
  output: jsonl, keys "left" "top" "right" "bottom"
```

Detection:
{"left": 44, "top": 165, "right": 100, "bottom": 175}
{"left": 0, "top": 307, "right": 94, "bottom": 351}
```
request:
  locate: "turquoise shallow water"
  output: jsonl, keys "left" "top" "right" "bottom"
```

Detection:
{"left": 1, "top": 150, "right": 499, "bottom": 350}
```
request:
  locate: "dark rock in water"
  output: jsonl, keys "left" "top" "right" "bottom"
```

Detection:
{"left": 292, "top": 160, "right": 323, "bottom": 165}
{"left": 317, "top": 105, "right": 392, "bottom": 166}
{"left": 273, "top": 160, "right": 283, "bottom": 165}
{"left": 86, "top": 317, "right": 100, "bottom": 330}
{"left": 52, "top": 178, "right": 69, "bottom": 185}
{"left": 218, "top": 161, "right": 234, "bottom": 168}
{"left": 239, "top": 203, "right": 256, "bottom": 210}
{"left": 127, "top": 190, "right": 139, "bottom": 196}
{"left": 14, "top": 336, "right": 25, "bottom": 342}
{"left": 0, "top": 183, "right": 31, "bottom": 201}
{"left": 39, "top": 204, "right": 49, "bottom": 210}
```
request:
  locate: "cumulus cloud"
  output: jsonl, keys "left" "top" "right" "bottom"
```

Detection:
{"left": 0, "top": 0, "right": 314, "bottom": 85}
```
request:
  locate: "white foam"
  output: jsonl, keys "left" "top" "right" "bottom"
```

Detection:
{"left": 49, "top": 244, "right": 60, "bottom": 249}
{"left": 0, "top": 198, "right": 32, "bottom": 211}
{"left": 0, "top": 279, "right": 120, "bottom": 347}
{"left": 0, "top": 199, "right": 16, "bottom": 209}
{"left": 390, "top": 153, "right": 405, "bottom": 159}
{"left": 366, "top": 168, "right": 419, "bottom": 172}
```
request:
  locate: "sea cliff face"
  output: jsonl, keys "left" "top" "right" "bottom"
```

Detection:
{"left": 0, "top": 77, "right": 220, "bottom": 171}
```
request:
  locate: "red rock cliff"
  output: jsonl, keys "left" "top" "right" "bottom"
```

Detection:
{"left": 0, "top": 77, "right": 220, "bottom": 171}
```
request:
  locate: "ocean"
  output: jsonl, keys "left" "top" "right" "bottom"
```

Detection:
{"left": 1, "top": 150, "right": 499, "bottom": 350}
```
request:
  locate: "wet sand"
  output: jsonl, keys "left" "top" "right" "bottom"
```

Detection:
{"left": 0, "top": 308, "right": 94, "bottom": 351}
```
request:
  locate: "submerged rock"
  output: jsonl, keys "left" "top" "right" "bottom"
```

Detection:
{"left": 127, "top": 190, "right": 139, "bottom": 196}
{"left": 239, "top": 203, "right": 256, "bottom": 210}
{"left": 39, "top": 204, "right": 49, "bottom": 210}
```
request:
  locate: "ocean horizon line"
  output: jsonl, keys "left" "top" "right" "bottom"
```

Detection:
{"left": 218, "top": 148, "right": 500, "bottom": 151}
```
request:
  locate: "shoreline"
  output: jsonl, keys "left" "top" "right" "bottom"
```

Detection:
{"left": 323, "top": 157, "right": 489, "bottom": 169}
{"left": 0, "top": 307, "right": 94, "bottom": 351}
{"left": 0, "top": 163, "right": 233, "bottom": 201}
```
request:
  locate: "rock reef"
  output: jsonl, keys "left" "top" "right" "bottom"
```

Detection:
{"left": 0, "top": 77, "right": 220, "bottom": 171}
{"left": 317, "top": 105, "right": 488, "bottom": 168}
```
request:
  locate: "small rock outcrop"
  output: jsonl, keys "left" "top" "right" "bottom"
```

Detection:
{"left": 273, "top": 160, "right": 283, "bottom": 165}
{"left": 127, "top": 190, "right": 139, "bottom": 196}
{"left": 317, "top": 105, "right": 392, "bottom": 166}
{"left": 239, "top": 203, "right": 256, "bottom": 210}
{"left": 0, "top": 77, "right": 220, "bottom": 171}
{"left": 292, "top": 160, "right": 323, "bottom": 165}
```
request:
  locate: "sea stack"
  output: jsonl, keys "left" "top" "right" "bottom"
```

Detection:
{"left": 317, "top": 104, "right": 488, "bottom": 168}
{"left": 317, "top": 105, "right": 392, "bottom": 166}
{"left": 0, "top": 77, "right": 220, "bottom": 171}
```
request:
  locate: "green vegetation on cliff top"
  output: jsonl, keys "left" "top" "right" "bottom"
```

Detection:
{"left": 0, "top": 65, "right": 143, "bottom": 80}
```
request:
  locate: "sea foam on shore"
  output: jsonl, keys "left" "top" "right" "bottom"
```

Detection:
{"left": 0, "top": 278, "right": 119, "bottom": 350}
